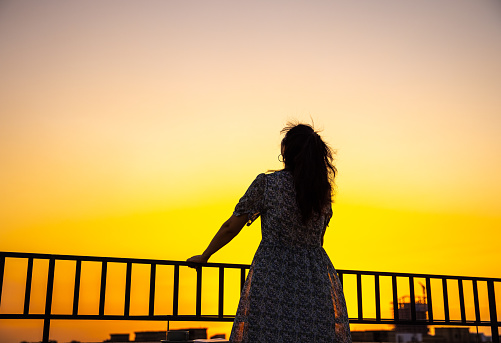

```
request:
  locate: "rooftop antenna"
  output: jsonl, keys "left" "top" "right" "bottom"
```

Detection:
{"left": 418, "top": 281, "right": 426, "bottom": 303}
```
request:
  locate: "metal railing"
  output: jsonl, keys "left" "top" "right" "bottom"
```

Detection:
{"left": 0, "top": 251, "right": 499, "bottom": 343}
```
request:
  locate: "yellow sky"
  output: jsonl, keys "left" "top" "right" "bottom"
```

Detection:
{"left": 1, "top": 1, "right": 500, "bottom": 342}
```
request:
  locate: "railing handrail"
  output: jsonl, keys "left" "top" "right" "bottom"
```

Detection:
{"left": 0, "top": 251, "right": 250, "bottom": 268}
{"left": 0, "top": 251, "right": 499, "bottom": 343}
{"left": 3, "top": 251, "right": 500, "bottom": 282}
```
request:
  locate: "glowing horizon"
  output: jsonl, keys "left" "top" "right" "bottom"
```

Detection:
{"left": 1, "top": 0, "right": 500, "bottom": 341}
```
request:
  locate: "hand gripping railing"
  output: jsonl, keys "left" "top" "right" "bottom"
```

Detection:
{"left": 0, "top": 251, "right": 499, "bottom": 343}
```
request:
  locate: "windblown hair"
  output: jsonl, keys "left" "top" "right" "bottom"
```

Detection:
{"left": 280, "top": 122, "right": 337, "bottom": 222}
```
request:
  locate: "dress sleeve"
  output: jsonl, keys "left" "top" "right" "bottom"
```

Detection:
{"left": 233, "top": 173, "right": 266, "bottom": 226}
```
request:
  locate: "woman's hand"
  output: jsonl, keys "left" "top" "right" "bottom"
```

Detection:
{"left": 186, "top": 254, "right": 208, "bottom": 265}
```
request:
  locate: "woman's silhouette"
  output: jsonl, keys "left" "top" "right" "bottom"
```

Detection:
{"left": 187, "top": 122, "right": 351, "bottom": 343}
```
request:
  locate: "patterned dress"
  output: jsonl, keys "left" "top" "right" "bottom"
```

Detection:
{"left": 229, "top": 170, "right": 352, "bottom": 343}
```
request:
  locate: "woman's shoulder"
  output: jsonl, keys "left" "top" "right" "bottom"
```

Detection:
{"left": 249, "top": 170, "right": 292, "bottom": 189}
{"left": 265, "top": 169, "right": 291, "bottom": 178}
{"left": 262, "top": 169, "right": 293, "bottom": 188}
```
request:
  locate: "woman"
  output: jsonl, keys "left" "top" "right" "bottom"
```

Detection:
{"left": 187, "top": 122, "right": 351, "bottom": 343}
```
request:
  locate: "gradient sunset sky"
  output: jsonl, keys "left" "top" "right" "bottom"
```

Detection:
{"left": 1, "top": 1, "right": 500, "bottom": 342}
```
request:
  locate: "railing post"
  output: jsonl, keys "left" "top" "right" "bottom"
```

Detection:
{"left": 392, "top": 275, "right": 399, "bottom": 321}
{"left": 426, "top": 277, "right": 433, "bottom": 323}
{"left": 73, "top": 260, "right": 82, "bottom": 316}
{"left": 487, "top": 281, "right": 499, "bottom": 343}
{"left": 149, "top": 263, "right": 156, "bottom": 317}
{"left": 409, "top": 276, "right": 416, "bottom": 322}
{"left": 218, "top": 267, "right": 224, "bottom": 319}
{"left": 357, "top": 273, "right": 363, "bottom": 320}
{"left": 375, "top": 274, "right": 381, "bottom": 322}
{"left": 0, "top": 256, "right": 5, "bottom": 308}
{"left": 43, "top": 258, "right": 56, "bottom": 343}
{"left": 196, "top": 266, "right": 202, "bottom": 317}
{"left": 124, "top": 262, "right": 132, "bottom": 316}
{"left": 99, "top": 261, "right": 107, "bottom": 316}
{"left": 23, "top": 257, "right": 34, "bottom": 315}
{"left": 173, "top": 264, "right": 179, "bottom": 316}
{"left": 472, "top": 279, "right": 481, "bottom": 324}
{"left": 442, "top": 278, "right": 450, "bottom": 323}
{"left": 240, "top": 268, "right": 246, "bottom": 291}
{"left": 458, "top": 279, "right": 466, "bottom": 323}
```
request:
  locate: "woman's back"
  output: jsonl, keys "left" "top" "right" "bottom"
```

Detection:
{"left": 235, "top": 170, "right": 332, "bottom": 247}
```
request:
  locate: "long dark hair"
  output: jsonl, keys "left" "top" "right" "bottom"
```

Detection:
{"left": 280, "top": 122, "right": 337, "bottom": 222}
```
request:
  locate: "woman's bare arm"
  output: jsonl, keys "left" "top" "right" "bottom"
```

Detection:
{"left": 187, "top": 214, "right": 248, "bottom": 264}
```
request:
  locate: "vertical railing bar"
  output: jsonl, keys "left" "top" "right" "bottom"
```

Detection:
{"left": 196, "top": 267, "right": 202, "bottom": 317}
{"left": 0, "top": 256, "right": 5, "bottom": 308}
{"left": 458, "top": 279, "right": 466, "bottom": 323}
{"left": 392, "top": 275, "right": 399, "bottom": 322}
{"left": 23, "top": 257, "right": 34, "bottom": 315}
{"left": 442, "top": 278, "right": 450, "bottom": 323}
{"left": 357, "top": 273, "right": 363, "bottom": 320}
{"left": 173, "top": 264, "right": 179, "bottom": 316}
{"left": 149, "top": 263, "right": 156, "bottom": 317}
{"left": 472, "top": 279, "right": 481, "bottom": 324}
{"left": 99, "top": 261, "right": 107, "bottom": 316}
{"left": 124, "top": 262, "right": 132, "bottom": 316}
{"left": 42, "top": 258, "right": 56, "bottom": 343}
{"left": 487, "top": 281, "right": 499, "bottom": 343}
{"left": 72, "top": 260, "right": 81, "bottom": 316}
{"left": 426, "top": 277, "right": 433, "bottom": 323}
{"left": 375, "top": 274, "right": 381, "bottom": 322}
{"left": 493, "top": 328, "right": 500, "bottom": 343}
{"left": 218, "top": 267, "right": 224, "bottom": 319}
{"left": 409, "top": 276, "right": 416, "bottom": 322}
{"left": 240, "top": 268, "right": 246, "bottom": 291}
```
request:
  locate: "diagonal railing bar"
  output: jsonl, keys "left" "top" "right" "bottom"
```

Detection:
{"left": 0, "top": 251, "right": 500, "bottom": 343}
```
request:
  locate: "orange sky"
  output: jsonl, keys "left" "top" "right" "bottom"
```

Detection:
{"left": 1, "top": 1, "right": 500, "bottom": 342}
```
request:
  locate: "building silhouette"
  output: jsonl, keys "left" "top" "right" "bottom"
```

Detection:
{"left": 108, "top": 334, "right": 129, "bottom": 342}
{"left": 394, "top": 293, "right": 429, "bottom": 342}
{"left": 104, "top": 328, "right": 207, "bottom": 342}
{"left": 352, "top": 288, "right": 490, "bottom": 343}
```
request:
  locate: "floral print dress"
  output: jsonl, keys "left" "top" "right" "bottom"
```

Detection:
{"left": 229, "top": 170, "right": 352, "bottom": 343}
